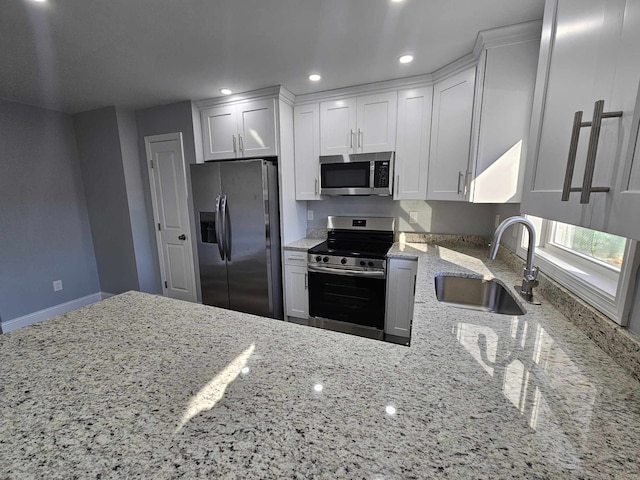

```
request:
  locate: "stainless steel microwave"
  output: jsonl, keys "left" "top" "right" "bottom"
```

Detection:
{"left": 319, "top": 151, "right": 394, "bottom": 196}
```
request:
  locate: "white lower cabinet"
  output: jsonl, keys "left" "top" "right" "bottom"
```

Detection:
{"left": 284, "top": 250, "right": 308, "bottom": 319}
{"left": 385, "top": 258, "right": 418, "bottom": 344}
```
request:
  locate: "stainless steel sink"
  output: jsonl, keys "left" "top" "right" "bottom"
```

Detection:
{"left": 434, "top": 274, "right": 525, "bottom": 315}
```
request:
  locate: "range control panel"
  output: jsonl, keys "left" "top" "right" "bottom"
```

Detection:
{"left": 307, "top": 254, "right": 386, "bottom": 271}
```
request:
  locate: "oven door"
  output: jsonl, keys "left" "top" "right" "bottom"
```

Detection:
{"left": 308, "top": 267, "right": 385, "bottom": 329}
{"left": 320, "top": 160, "right": 373, "bottom": 195}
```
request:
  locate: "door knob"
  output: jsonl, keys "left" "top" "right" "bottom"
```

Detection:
{"left": 178, "top": 234, "right": 186, "bottom": 240}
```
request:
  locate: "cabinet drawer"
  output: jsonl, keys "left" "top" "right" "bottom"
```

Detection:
{"left": 284, "top": 250, "right": 308, "bottom": 265}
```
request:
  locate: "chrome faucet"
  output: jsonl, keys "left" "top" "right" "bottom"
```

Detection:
{"left": 488, "top": 216, "right": 541, "bottom": 304}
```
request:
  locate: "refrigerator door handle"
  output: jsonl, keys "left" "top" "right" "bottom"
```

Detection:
{"left": 215, "top": 195, "right": 225, "bottom": 260}
{"left": 222, "top": 194, "right": 231, "bottom": 261}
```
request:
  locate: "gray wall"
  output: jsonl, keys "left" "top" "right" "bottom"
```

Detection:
{"left": 116, "top": 109, "right": 157, "bottom": 293}
{"left": 494, "top": 203, "right": 522, "bottom": 250}
{"left": 74, "top": 107, "right": 139, "bottom": 294}
{"left": 0, "top": 98, "right": 100, "bottom": 321}
{"left": 307, "top": 197, "right": 498, "bottom": 236}
{"left": 135, "top": 100, "right": 199, "bottom": 294}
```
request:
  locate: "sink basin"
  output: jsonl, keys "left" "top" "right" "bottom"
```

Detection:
{"left": 434, "top": 274, "right": 525, "bottom": 315}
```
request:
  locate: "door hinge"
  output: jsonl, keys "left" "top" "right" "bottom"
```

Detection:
{"left": 164, "top": 280, "right": 168, "bottom": 288}
{"left": 158, "top": 223, "right": 161, "bottom": 231}
{"left": 150, "top": 159, "right": 154, "bottom": 168}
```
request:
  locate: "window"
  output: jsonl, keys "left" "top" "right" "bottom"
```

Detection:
{"left": 549, "top": 223, "right": 625, "bottom": 270}
{"left": 517, "top": 216, "right": 637, "bottom": 323}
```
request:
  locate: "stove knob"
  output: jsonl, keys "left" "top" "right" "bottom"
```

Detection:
{"left": 315, "top": 256, "right": 322, "bottom": 262}
{"left": 323, "top": 257, "right": 329, "bottom": 263}
{"left": 341, "top": 258, "right": 347, "bottom": 265}
{"left": 360, "top": 260, "right": 366, "bottom": 267}
{"left": 368, "top": 261, "right": 375, "bottom": 267}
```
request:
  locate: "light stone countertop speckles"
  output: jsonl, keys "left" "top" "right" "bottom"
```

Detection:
{"left": 284, "top": 237, "right": 325, "bottom": 251}
{"left": 1, "top": 244, "right": 640, "bottom": 479}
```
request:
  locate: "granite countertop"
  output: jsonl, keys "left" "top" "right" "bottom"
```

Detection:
{"left": 387, "top": 241, "right": 424, "bottom": 260}
{"left": 2, "top": 243, "right": 640, "bottom": 479}
{"left": 284, "top": 237, "right": 325, "bottom": 251}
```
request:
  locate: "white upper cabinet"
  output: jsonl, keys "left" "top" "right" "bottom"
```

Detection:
{"left": 237, "top": 100, "right": 277, "bottom": 158}
{"left": 201, "top": 105, "right": 238, "bottom": 160}
{"left": 320, "top": 92, "right": 396, "bottom": 155}
{"left": 394, "top": 87, "right": 433, "bottom": 200}
{"left": 596, "top": 0, "right": 640, "bottom": 240}
{"left": 320, "top": 98, "right": 357, "bottom": 155}
{"left": 201, "top": 99, "right": 277, "bottom": 161}
{"left": 293, "top": 103, "right": 322, "bottom": 200}
{"left": 521, "top": 0, "right": 640, "bottom": 237}
{"left": 427, "top": 67, "right": 476, "bottom": 201}
{"left": 356, "top": 92, "right": 398, "bottom": 153}
{"left": 468, "top": 37, "right": 540, "bottom": 203}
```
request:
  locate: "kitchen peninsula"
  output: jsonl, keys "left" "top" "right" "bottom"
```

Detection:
{"left": 1, "top": 243, "right": 639, "bottom": 479}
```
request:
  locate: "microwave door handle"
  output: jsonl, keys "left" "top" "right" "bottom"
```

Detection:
{"left": 370, "top": 162, "right": 375, "bottom": 190}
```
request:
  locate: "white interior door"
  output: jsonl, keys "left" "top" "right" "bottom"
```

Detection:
{"left": 145, "top": 133, "right": 197, "bottom": 302}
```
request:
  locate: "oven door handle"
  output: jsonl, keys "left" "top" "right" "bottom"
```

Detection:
{"left": 308, "top": 264, "right": 386, "bottom": 279}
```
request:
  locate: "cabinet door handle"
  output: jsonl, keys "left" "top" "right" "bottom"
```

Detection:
{"left": 350, "top": 129, "right": 354, "bottom": 149}
{"left": 315, "top": 178, "right": 318, "bottom": 195}
{"left": 304, "top": 273, "right": 308, "bottom": 290}
{"left": 457, "top": 171, "right": 464, "bottom": 195}
{"left": 238, "top": 134, "right": 244, "bottom": 152}
{"left": 561, "top": 111, "right": 583, "bottom": 201}
{"left": 232, "top": 135, "right": 237, "bottom": 153}
{"left": 560, "top": 101, "right": 622, "bottom": 203}
{"left": 396, "top": 175, "right": 400, "bottom": 194}
{"left": 358, "top": 128, "right": 362, "bottom": 149}
{"left": 580, "top": 100, "right": 622, "bottom": 204}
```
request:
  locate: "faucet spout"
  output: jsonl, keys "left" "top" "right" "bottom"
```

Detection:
{"left": 488, "top": 216, "right": 540, "bottom": 305}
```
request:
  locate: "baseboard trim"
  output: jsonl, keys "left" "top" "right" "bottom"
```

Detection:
{"left": 1, "top": 292, "right": 104, "bottom": 333}
{"left": 100, "top": 292, "right": 115, "bottom": 300}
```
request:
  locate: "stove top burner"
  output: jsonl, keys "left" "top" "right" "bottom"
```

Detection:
{"left": 308, "top": 241, "right": 389, "bottom": 260}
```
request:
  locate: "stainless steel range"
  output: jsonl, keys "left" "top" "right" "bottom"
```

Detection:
{"left": 307, "top": 216, "right": 395, "bottom": 340}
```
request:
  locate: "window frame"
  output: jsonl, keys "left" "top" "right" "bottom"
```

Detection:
{"left": 515, "top": 217, "right": 639, "bottom": 325}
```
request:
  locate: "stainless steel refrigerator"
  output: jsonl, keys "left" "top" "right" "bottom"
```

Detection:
{"left": 190, "top": 159, "right": 283, "bottom": 319}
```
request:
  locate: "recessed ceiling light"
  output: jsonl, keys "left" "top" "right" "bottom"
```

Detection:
{"left": 309, "top": 74, "right": 322, "bottom": 82}
{"left": 31, "top": 0, "right": 47, "bottom": 3}
{"left": 220, "top": 88, "right": 233, "bottom": 95}
{"left": 398, "top": 54, "right": 414, "bottom": 64}
{"left": 391, "top": 0, "right": 405, "bottom": 3}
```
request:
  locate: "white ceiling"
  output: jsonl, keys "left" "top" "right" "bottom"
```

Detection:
{"left": 0, "top": 0, "right": 545, "bottom": 114}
